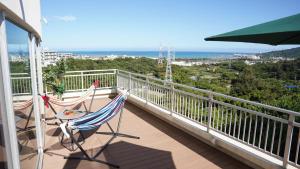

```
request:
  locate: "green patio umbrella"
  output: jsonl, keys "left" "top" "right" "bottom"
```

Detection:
{"left": 205, "top": 13, "right": 300, "bottom": 45}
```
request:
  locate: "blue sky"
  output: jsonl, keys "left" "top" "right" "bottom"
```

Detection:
{"left": 42, "top": 0, "right": 300, "bottom": 52}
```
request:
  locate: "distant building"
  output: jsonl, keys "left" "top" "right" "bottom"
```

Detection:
{"left": 234, "top": 54, "right": 260, "bottom": 60}
{"left": 41, "top": 50, "right": 73, "bottom": 67}
{"left": 9, "top": 54, "right": 28, "bottom": 62}
{"left": 244, "top": 60, "right": 255, "bottom": 65}
{"left": 41, "top": 50, "right": 58, "bottom": 67}
{"left": 58, "top": 52, "right": 73, "bottom": 59}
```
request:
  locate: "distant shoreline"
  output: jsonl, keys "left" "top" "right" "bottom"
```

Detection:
{"left": 56, "top": 50, "right": 252, "bottom": 59}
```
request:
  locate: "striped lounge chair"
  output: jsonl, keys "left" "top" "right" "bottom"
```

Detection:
{"left": 60, "top": 92, "right": 139, "bottom": 168}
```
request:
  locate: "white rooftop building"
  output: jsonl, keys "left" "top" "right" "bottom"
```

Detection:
{"left": 41, "top": 50, "right": 73, "bottom": 67}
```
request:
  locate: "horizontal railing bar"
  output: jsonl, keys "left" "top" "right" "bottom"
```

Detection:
{"left": 10, "top": 73, "right": 29, "bottom": 75}
{"left": 11, "top": 77, "right": 31, "bottom": 79}
{"left": 65, "top": 86, "right": 114, "bottom": 92}
{"left": 131, "top": 77, "right": 169, "bottom": 90}
{"left": 66, "top": 69, "right": 117, "bottom": 73}
{"left": 174, "top": 88, "right": 209, "bottom": 101}
{"left": 82, "top": 73, "right": 115, "bottom": 76}
{"left": 119, "top": 70, "right": 165, "bottom": 83}
{"left": 213, "top": 99, "right": 289, "bottom": 124}
{"left": 293, "top": 121, "right": 300, "bottom": 128}
{"left": 64, "top": 73, "right": 115, "bottom": 77}
{"left": 12, "top": 93, "right": 31, "bottom": 96}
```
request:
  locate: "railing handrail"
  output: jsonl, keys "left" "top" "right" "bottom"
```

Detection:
{"left": 65, "top": 69, "right": 117, "bottom": 74}
{"left": 118, "top": 69, "right": 300, "bottom": 116}
{"left": 11, "top": 77, "right": 31, "bottom": 80}
{"left": 10, "top": 73, "right": 30, "bottom": 76}
{"left": 64, "top": 73, "right": 115, "bottom": 77}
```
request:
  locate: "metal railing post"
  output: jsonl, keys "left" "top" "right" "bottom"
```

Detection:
{"left": 81, "top": 71, "right": 84, "bottom": 91}
{"left": 170, "top": 83, "right": 174, "bottom": 115}
{"left": 128, "top": 73, "right": 132, "bottom": 94}
{"left": 116, "top": 69, "right": 119, "bottom": 90}
{"left": 146, "top": 75, "right": 149, "bottom": 103}
{"left": 207, "top": 93, "right": 213, "bottom": 132}
{"left": 283, "top": 114, "right": 295, "bottom": 168}
{"left": 45, "top": 83, "right": 48, "bottom": 95}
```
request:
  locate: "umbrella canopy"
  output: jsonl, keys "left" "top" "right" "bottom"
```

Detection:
{"left": 205, "top": 13, "right": 300, "bottom": 45}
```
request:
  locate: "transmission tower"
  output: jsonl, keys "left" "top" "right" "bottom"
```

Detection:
{"left": 165, "top": 48, "right": 174, "bottom": 84}
{"left": 158, "top": 45, "right": 164, "bottom": 65}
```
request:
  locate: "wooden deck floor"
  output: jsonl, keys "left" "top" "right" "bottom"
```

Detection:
{"left": 42, "top": 97, "right": 252, "bottom": 169}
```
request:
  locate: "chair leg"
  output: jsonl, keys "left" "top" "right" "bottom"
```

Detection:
{"left": 48, "top": 103, "right": 63, "bottom": 124}
{"left": 43, "top": 103, "right": 63, "bottom": 126}
{"left": 96, "top": 131, "right": 140, "bottom": 139}
{"left": 44, "top": 122, "right": 60, "bottom": 126}
{"left": 114, "top": 133, "right": 140, "bottom": 139}
{"left": 96, "top": 122, "right": 140, "bottom": 139}
{"left": 83, "top": 101, "right": 88, "bottom": 113}
{"left": 93, "top": 134, "right": 116, "bottom": 158}
{"left": 24, "top": 106, "right": 34, "bottom": 130}
{"left": 65, "top": 128, "right": 119, "bottom": 168}
{"left": 60, "top": 130, "right": 85, "bottom": 151}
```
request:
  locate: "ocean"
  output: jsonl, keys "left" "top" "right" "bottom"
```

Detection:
{"left": 65, "top": 51, "right": 241, "bottom": 59}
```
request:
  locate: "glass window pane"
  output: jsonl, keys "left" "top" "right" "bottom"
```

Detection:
{"left": 6, "top": 20, "right": 37, "bottom": 169}
{"left": 0, "top": 105, "right": 7, "bottom": 169}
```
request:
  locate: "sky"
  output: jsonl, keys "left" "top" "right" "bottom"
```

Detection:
{"left": 41, "top": 0, "right": 300, "bottom": 52}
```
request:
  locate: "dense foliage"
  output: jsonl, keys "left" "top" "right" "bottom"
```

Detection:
{"left": 230, "top": 59, "right": 300, "bottom": 111}
{"left": 44, "top": 57, "right": 300, "bottom": 112}
{"left": 65, "top": 58, "right": 158, "bottom": 75}
{"left": 43, "top": 60, "right": 67, "bottom": 97}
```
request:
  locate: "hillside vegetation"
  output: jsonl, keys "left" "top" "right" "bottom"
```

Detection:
{"left": 44, "top": 57, "right": 300, "bottom": 112}
{"left": 261, "top": 47, "right": 300, "bottom": 58}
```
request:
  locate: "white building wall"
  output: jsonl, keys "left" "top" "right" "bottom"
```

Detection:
{"left": 0, "top": 0, "right": 41, "bottom": 38}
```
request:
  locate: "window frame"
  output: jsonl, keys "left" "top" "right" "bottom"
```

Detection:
{"left": 0, "top": 11, "right": 44, "bottom": 169}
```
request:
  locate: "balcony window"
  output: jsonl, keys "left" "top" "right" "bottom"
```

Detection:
{"left": 0, "top": 106, "right": 7, "bottom": 169}
{"left": 6, "top": 20, "right": 37, "bottom": 169}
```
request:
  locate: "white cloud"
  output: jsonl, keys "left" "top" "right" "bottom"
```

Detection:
{"left": 55, "top": 15, "right": 77, "bottom": 22}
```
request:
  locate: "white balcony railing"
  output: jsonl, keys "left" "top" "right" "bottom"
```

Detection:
{"left": 116, "top": 70, "right": 300, "bottom": 168}
{"left": 11, "top": 73, "right": 32, "bottom": 96}
{"left": 11, "top": 69, "right": 300, "bottom": 168}
{"left": 63, "top": 69, "right": 116, "bottom": 92}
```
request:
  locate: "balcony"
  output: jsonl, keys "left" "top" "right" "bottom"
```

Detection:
{"left": 12, "top": 69, "right": 300, "bottom": 169}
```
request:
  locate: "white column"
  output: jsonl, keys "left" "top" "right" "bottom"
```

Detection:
{"left": 28, "top": 34, "right": 44, "bottom": 169}
{"left": 36, "top": 40, "right": 44, "bottom": 110}
{"left": 35, "top": 38, "right": 45, "bottom": 169}
{"left": 0, "top": 12, "right": 21, "bottom": 169}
